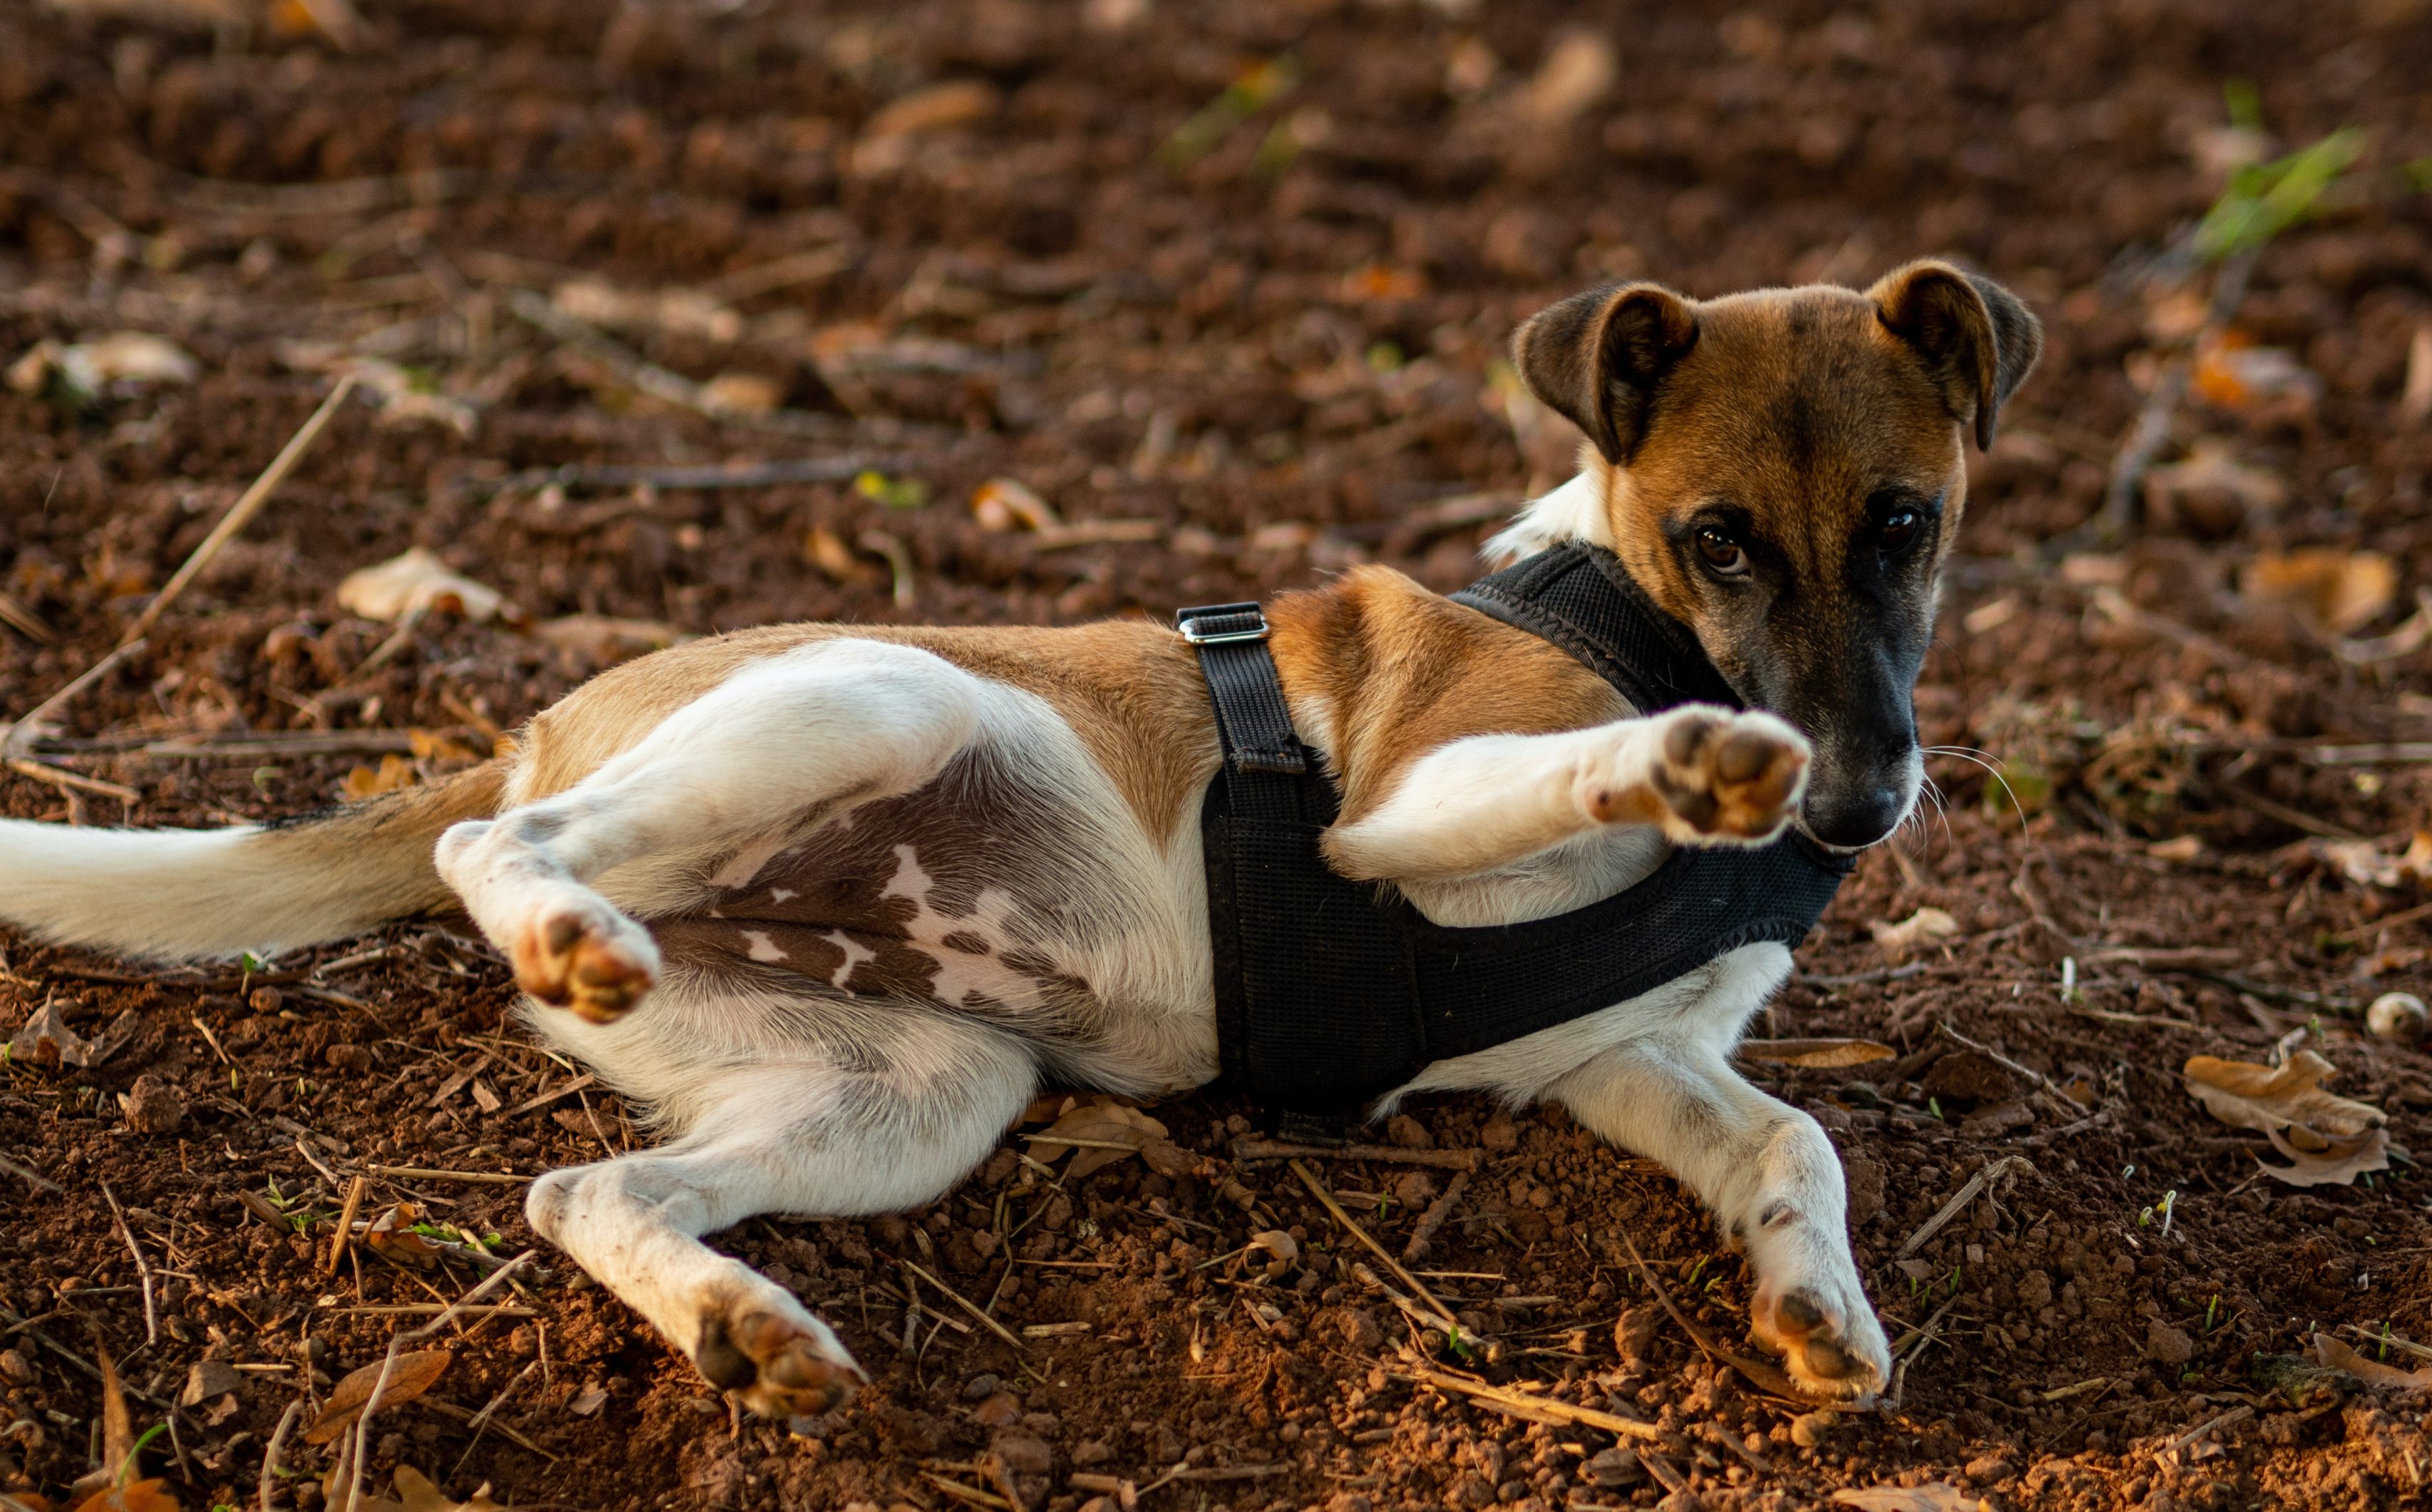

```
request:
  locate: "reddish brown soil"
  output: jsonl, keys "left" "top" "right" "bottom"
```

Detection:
{"left": 5, "top": 2, "right": 2432, "bottom": 1511}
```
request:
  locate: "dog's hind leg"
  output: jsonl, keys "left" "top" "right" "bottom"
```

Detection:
{"left": 524, "top": 1004, "right": 1035, "bottom": 1418}
{"left": 436, "top": 640, "right": 982, "bottom": 1021}
{"left": 1551, "top": 1021, "right": 1891, "bottom": 1401}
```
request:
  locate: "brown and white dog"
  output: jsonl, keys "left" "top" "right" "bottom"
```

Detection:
{"left": 0, "top": 261, "right": 2037, "bottom": 1416}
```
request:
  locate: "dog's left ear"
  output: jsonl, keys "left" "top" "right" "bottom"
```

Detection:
{"left": 1868, "top": 261, "right": 2043, "bottom": 451}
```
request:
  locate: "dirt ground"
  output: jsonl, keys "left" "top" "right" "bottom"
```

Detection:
{"left": 5, "top": 1, "right": 2432, "bottom": 1509}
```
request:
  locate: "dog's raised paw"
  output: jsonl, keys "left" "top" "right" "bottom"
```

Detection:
{"left": 1645, "top": 708, "right": 1810, "bottom": 843}
{"left": 695, "top": 1300, "right": 864, "bottom": 1419}
{"left": 1750, "top": 1280, "right": 1889, "bottom": 1403}
{"left": 512, "top": 903, "right": 660, "bottom": 1023}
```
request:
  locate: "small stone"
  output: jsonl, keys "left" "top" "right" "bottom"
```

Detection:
{"left": 2146, "top": 1318, "right": 2195, "bottom": 1366}
{"left": 1071, "top": 1438, "right": 1112, "bottom": 1467}
{"left": 1325, "top": 1494, "right": 1373, "bottom": 1512}
{"left": 1964, "top": 1453, "right": 2016, "bottom": 1483}
{"left": 0, "top": 1348, "right": 33, "bottom": 1384}
{"left": 961, "top": 1373, "right": 1001, "bottom": 1400}
{"left": 1958, "top": 1099, "right": 2034, "bottom": 1140}
{"left": 1340, "top": 1309, "right": 1384, "bottom": 1351}
{"left": 181, "top": 1358, "right": 243, "bottom": 1406}
{"left": 1448, "top": 1473, "right": 1496, "bottom": 1510}
{"left": 325, "top": 1043, "right": 375, "bottom": 1073}
{"left": 250, "top": 986, "right": 284, "bottom": 1013}
{"left": 1393, "top": 1170, "right": 1439, "bottom": 1209}
{"left": 990, "top": 1430, "right": 1052, "bottom": 1475}
{"left": 969, "top": 1391, "right": 1023, "bottom": 1429}
{"left": 122, "top": 1074, "right": 186, "bottom": 1134}
{"left": 1789, "top": 1410, "right": 1837, "bottom": 1448}
{"left": 1584, "top": 1446, "right": 1641, "bottom": 1487}
{"left": 1479, "top": 1114, "right": 1520, "bottom": 1152}
{"left": 1386, "top": 1114, "right": 1433, "bottom": 1149}
{"left": 1923, "top": 1050, "right": 2018, "bottom": 1104}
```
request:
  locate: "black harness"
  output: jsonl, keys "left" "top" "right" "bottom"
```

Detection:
{"left": 1181, "top": 541, "right": 1851, "bottom": 1120}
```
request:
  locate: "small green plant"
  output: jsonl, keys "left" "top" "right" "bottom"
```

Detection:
{"left": 2194, "top": 127, "right": 2367, "bottom": 262}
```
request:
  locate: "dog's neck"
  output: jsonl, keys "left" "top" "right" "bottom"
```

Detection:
{"left": 1481, "top": 453, "right": 1625, "bottom": 566}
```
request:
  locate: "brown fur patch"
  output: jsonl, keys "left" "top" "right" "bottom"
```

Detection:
{"left": 1266, "top": 564, "right": 1629, "bottom": 828}
{"left": 280, "top": 760, "right": 508, "bottom": 915}
{"left": 508, "top": 620, "right": 1218, "bottom": 849}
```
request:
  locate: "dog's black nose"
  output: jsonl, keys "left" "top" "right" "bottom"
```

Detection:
{"left": 1805, "top": 786, "right": 1904, "bottom": 849}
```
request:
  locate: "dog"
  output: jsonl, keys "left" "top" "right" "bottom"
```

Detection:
{"left": 0, "top": 260, "right": 2038, "bottom": 1418}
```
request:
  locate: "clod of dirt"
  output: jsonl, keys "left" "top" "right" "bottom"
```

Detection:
{"left": 1924, "top": 1051, "right": 2019, "bottom": 1104}
{"left": 1843, "top": 1158, "right": 1888, "bottom": 1224}
{"left": 1386, "top": 1113, "right": 1433, "bottom": 1149}
{"left": 2146, "top": 1318, "right": 2195, "bottom": 1365}
{"left": 119, "top": 1075, "right": 185, "bottom": 1135}
{"left": 969, "top": 1393, "right": 1021, "bottom": 1429}
{"left": 1479, "top": 1113, "right": 1519, "bottom": 1152}
{"left": 1791, "top": 1410, "right": 1840, "bottom": 1448}
{"left": 991, "top": 1430, "right": 1052, "bottom": 1474}
{"left": 1614, "top": 1304, "right": 1662, "bottom": 1366}
{"left": 180, "top": 1359, "right": 242, "bottom": 1407}
{"left": 1583, "top": 1445, "right": 1642, "bottom": 1487}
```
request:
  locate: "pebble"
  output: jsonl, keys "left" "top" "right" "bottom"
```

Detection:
{"left": 961, "top": 1373, "right": 1001, "bottom": 1400}
{"left": 1479, "top": 1114, "right": 1520, "bottom": 1152}
{"left": 991, "top": 1430, "right": 1052, "bottom": 1474}
{"left": 1789, "top": 1410, "right": 1838, "bottom": 1448}
{"left": 2146, "top": 1318, "right": 2195, "bottom": 1366}
{"left": 0, "top": 1349, "right": 32, "bottom": 1384}
{"left": 1385, "top": 1114, "right": 1433, "bottom": 1149}
{"left": 1965, "top": 1453, "right": 2016, "bottom": 1483}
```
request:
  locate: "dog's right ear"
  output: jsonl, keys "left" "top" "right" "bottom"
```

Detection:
{"left": 1512, "top": 283, "right": 1700, "bottom": 465}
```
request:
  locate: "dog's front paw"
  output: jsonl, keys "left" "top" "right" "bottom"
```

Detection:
{"left": 512, "top": 901, "right": 660, "bottom": 1023}
{"left": 1636, "top": 707, "right": 1809, "bottom": 844}
{"left": 1750, "top": 1272, "right": 1891, "bottom": 1403}
{"left": 694, "top": 1285, "right": 865, "bottom": 1420}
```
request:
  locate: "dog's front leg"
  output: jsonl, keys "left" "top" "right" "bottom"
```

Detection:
{"left": 1552, "top": 1031, "right": 1890, "bottom": 1400}
{"left": 1323, "top": 703, "right": 1810, "bottom": 884}
{"left": 437, "top": 640, "right": 981, "bottom": 1020}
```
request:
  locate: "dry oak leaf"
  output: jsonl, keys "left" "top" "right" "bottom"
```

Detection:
{"left": 2312, "top": 1332, "right": 2432, "bottom": 1390}
{"left": 2240, "top": 548, "right": 2398, "bottom": 637}
{"left": 335, "top": 547, "right": 516, "bottom": 625}
{"left": 343, "top": 1465, "right": 506, "bottom": 1512}
{"left": 303, "top": 1349, "right": 453, "bottom": 1444}
{"left": 2184, "top": 1051, "right": 2389, "bottom": 1187}
{"left": 70, "top": 1481, "right": 178, "bottom": 1512}
{"left": 1029, "top": 1101, "right": 1172, "bottom": 1182}
{"left": 342, "top": 753, "right": 418, "bottom": 801}
{"left": 1870, "top": 906, "right": 1958, "bottom": 963}
{"left": 1737, "top": 1037, "right": 1896, "bottom": 1069}
{"left": 365, "top": 1203, "right": 446, "bottom": 1270}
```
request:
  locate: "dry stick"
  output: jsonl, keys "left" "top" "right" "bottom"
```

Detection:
{"left": 900, "top": 1256, "right": 1028, "bottom": 1353}
{"left": 2087, "top": 247, "right": 2258, "bottom": 544}
{"left": 1288, "top": 1160, "right": 1458, "bottom": 1327}
{"left": 483, "top": 454, "right": 921, "bottom": 497}
{"left": 1231, "top": 1139, "right": 1484, "bottom": 1172}
{"left": 1403, "top": 1169, "right": 1470, "bottom": 1264}
{"left": 1933, "top": 1021, "right": 2083, "bottom": 1123}
{"left": 121, "top": 371, "right": 359, "bottom": 648}
{"left": 1617, "top": 1231, "right": 1830, "bottom": 1408}
{"left": 98, "top": 1182, "right": 158, "bottom": 1347}
{"left": 327, "top": 1174, "right": 368, "bottom": 1276}
{"left": 353, "top": 1166, "right": 533, "bottom": 1189}
{"left": 1896, "top": 1155, "right": 2031, "bottom": 1261}
{"left": 2158, "top": 1404, "right": 2253, "bottom": 1466}
{"left": 345, "top": 1250, "right": 537, "bottom": 1511}
{"left": 4, "top": 757, "right": 139, "bottom": 802}
{"left": 1392, "top": 1365, "right": 1662, "bottom": 1443}
{"left": 448, "top": 1355, "right": 539, "bottom": 1478}
{"left": 0, "top": 1154, "right": 62, "bottom": 1195}
{"left": 259, "top": 1398, "right": 306, "bottom": 1512}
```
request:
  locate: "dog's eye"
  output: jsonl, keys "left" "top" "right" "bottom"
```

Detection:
{"left": 1878, "top": 509, "right": 1921, "bottom": 554}
{"left": 1695, "top": 528, "right": 1748, "bottom": 576}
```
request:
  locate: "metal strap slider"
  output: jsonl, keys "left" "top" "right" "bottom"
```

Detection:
{"left": 1177, "top": 602, "right": 1270, "bottom": 645}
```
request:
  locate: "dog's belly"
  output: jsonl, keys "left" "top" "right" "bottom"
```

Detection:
{"left": 632, "top": 718, "right": 1217, "bottom": 1089}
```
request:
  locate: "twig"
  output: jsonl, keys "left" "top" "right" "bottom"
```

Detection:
{"left": 1403, "top": 1169, "right": 1470, "bottom": 1263}
{"left": 0, "top": 1154, "right": 62, "bottom": 1194}
{"left": 2085, "top": 247, "right": 2257, "bottom": 544}
{"left": 0, "top": 588, "right": 56, "bottom": 645}
{"left": 1897, "top": 1155, "right": 2030, "bottom": 1260}
{"left": 328, "top": 1174, "right": 368, "bottom": 1275}
{"left": 448, "top": 1355, "right": 539, "bottom": 1477}
{"left": 121, "top": 373, "right": 359, "bottom": 647}
{"left": 504, "top": 1072, "right": 597, "bottom": 1118}
{"left": 981, "top": 1449, "right": 1031, "bottom": 1512}
{"left": 356, "top": 1164, "right": 533, "bottom": 1187}
{"left": 1392, "top": 1365, "right": 1662, "bottom": 1442}
{"left": 1288, "top": 1160, "right": 1457, "bottom": 1328}
{"left": 2157, "top": 1404, "right": 2252, "bottom": 1465}
{"left": 0, "top": 638, "right": 146, "bottom": 758}
{"left": 1619, "top": 1231, "right": 1838, "bottom": 1407}
{"left": 1933, "top": 1021, "right": 2084, "bottom": 1121}
{"left": 1231, "top": 1139, "right": 1482, "bottom": 1172}
{"left": 37, "top": 730, "right": 421, "bottom": 760}
{"left": 478, "top": 455, "right": 920, "bottom": 497}
{"left": 4, "top": 757, "right": 139, "bottom": 803}
{"left": 899, "top": 1257, "right": 1027, "bottom": 1353}
{"left": 99, "top": 1182, "right": 159, "bottom": 1347}
{"left": 260, "top": 1399, "right": 306, "bottom": 1512}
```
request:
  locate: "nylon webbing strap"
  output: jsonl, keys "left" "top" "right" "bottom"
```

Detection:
{"left": 1181, "top": 602, "right": 1421, "bottom": 1114}
{"left": 1451, "top": 541, "right": 1738, "bottom": 714}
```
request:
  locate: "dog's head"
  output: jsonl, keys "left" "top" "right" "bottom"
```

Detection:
{"left": 1512, "top": 262, "right": 2041, "bottom": 849}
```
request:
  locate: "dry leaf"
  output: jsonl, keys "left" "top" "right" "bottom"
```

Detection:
{"left": 2311, "top": 830, "right": 2432, "bottom": 890}
{"left": 303, "top": 1350, "right": 453, "bottom": 1444}
{"left": 342, "top": 755, "right": 418, "bottom": 801}
{"left": 697, "top": 372, "right": 782, "bottom": 416}
{"left": 364, "top": 1204, "right": 446, "bottom": 1271}
{"left": 350, "top": 1465, "right": 505, "bottom": 1512}
{"left": 9, "top": 333, "right": 197, "bottom": 398}
{"left": 971, "top": 477, "right": 1060, "bottom": 534}
{"left": 11, "top": 1001, "right": 94, "bottom": 1069}
{"left": 2312, "top": 1331, "right": 2432, "bottom": 1390}
{"left": 1830, "top": 1486, "right": 1986, "bottom": 1512}
{"left": 336, "top": 548, "right": 516, "bottom": 624}
{"left": 70, "top": 1482, "right": 178, "bottom": 1512}
{"left": 1030, "top": 1101, "right": 1170, "bottom": 1182}
{"left": 406, "top": 729, "right": 481, "bottom": 764}
{"left": 2260, "top": 1126, "right": 2391, "bottom": 1187}
{"left": 804, "top": 526, "right": 882, "bottom": 586}
{"left": 2241, "top": 548, "right": 2398, "bottom": 637}
{"left": 550, "top": 278, "right": 740, "bottom": 343}
{"left": 1870, "top": 906, "right": 1958, "bottom": 963}
{"left": 2183, "top": 1051, "right": 2384, "bottom": 1145}
{"left": 2192, "top": 335, "right": 2320, "bottom": 416}
{"left": 2145, "top": 440, "right": 2286, "bottom": 532}
{"left": 1737, "top": 1038, "right": 1897, "bottom": 1069}
{"left": 530, "top": 614, "right": 692, "bottom": 657}
{"left": 1247, "top": 1229, "right": 1299, "bottom": 1277}
{"left": 862, "top": 80, "right": 1000, "bottom": 141}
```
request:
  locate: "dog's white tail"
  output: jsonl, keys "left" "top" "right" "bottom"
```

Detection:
{"left": 0, "top": 763, "right": 503, "bottom": 963}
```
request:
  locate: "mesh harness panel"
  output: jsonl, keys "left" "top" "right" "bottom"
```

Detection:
{"left": 1184, "top": 541, "right": 1852, "bottom": 1116}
